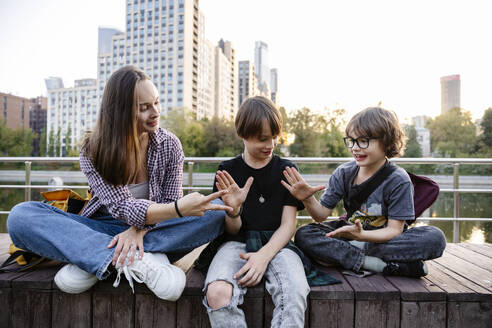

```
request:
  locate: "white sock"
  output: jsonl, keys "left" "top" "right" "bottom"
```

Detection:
{"left": 349, "top": 240, "right": 366, "bottom": 250}
{"left": 362, "top": 256, "right": 387, "bottom": 273}
{"left": 422, "top": 262, "right": 428, "bottom": 275}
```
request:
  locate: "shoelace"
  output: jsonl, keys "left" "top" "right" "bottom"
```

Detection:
{"left": 112, "top": 257, "right": 161, "bottom": 293}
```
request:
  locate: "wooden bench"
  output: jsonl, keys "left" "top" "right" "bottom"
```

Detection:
{"left": 1, "top": 233, "right": 491, "bottom": 327}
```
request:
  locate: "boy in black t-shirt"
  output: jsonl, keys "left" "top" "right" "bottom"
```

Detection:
{"left": 202, "top": 96, "right": 309, "bottom": 327}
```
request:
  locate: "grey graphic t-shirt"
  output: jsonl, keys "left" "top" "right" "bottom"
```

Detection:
{"left": 320, "top": 161, "right": 415, "bottom": 230}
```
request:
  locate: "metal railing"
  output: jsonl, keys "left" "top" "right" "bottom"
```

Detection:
{"left": 1, "top": 156, "right": 491, "bottom": 243}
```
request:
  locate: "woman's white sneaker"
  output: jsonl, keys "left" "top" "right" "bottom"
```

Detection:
{"left": 113, "top": 252, "right": 185, "bottom": 301}
{"left": 54, "top": 264, "right": 98, "bottom": 294}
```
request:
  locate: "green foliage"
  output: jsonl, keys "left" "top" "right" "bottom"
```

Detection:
{"left": 476, "top": 107, "right": 492, "bottom": 157}
{"left": 65, "top": 127, "right": 72, "bottom": 156}
{"left": 288, "top": 107, "right": 349, "bottom": 157}
{"left": 162, "top": 110, "right": 242, "bottom": 157}
{"left": 48, "top": 129, "right": 55, "bottom": 157}
{"left": 39, "top": 128, "right": 47, "bottom": 157}
{"left": 55, "top": 130, "right": 61, "bottom": 157}
{"left": 161, "top": 106, "right": 349, "bottom": 158}
{"left": 0, "top": 119, "right": 33, "bottom": 156}
{"left": 403, "top": 125, "right": 422, "bottom": 158}
{"left": 426, "top": 108, "right": 477, "bottom": 157}
{"left": 201, "top": 117, "right": 243, "bottom": 157}
{"left": 288, "top": 108, "right": 320, "bottom": 156}
{"left": 481, "top": 108, "right": 492, "bottom": 147}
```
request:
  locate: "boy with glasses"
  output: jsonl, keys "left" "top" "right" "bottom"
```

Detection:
{"left": 282, "top": 107, "right": 446, "bottom": 278}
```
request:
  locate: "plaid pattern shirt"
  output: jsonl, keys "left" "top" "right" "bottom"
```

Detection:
{"left": 80, "top": 128, "right": 184, "bottom": 229}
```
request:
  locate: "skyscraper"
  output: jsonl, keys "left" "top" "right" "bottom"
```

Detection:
{"left": 270, "top": 68, "right": 278, "bottom": 105}
{"left": 0, "top": 92, "right": 30, "bottom": 130}
{"left": 196, "top": 11, "right": 215, "bottom": 120}
{"left": 97, "top": 0, "right": 200, "bottom": 116}
{"left": 440, "top": 74, "right": 461, "bottom": 114}
{"left": 238, "top": 60, "right": 257, "bottom": 106}
{"left": 46, "top": 78, "right": 97, "bottom": 156}
{"left": 254, "top": 41, "right": 270, "bottom": 96}
{"left": 29, "top": 96, "right": 47, "bottom": 156}
{"left": 215, "top": 39, "right": 237, "bottom": 120}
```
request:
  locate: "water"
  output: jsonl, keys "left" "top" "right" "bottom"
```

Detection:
{"left": 1, "top": 184, "right": 491, "bottom": 243}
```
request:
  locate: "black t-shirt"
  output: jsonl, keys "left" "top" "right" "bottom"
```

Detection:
{"left": 213, "top": 154, "right": 304, "bottom": 241}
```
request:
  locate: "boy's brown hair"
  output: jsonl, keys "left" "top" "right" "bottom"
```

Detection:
{"left": 345, "top": 107, "right": 407, "bottom": 158}
{"left": 235, "top": 96, "right": 282, "bottom": 139}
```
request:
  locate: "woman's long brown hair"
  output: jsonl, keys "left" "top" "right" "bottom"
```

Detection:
{"left": 82, "top": 65, "right": 149, "bottom": 186}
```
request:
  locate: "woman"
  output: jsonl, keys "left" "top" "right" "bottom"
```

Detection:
{"left": 7, "top": 65, "right": 231, "bottom": 301}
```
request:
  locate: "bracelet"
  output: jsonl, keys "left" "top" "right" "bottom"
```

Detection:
{"left": 174, "top": 200, "right": 183, "bottom": 218}
{"left": 227, "top": 204, "right": 243, "bottom": 218}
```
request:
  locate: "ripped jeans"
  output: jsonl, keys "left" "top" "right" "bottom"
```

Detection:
{"left": 203, "top": 241, "right": 309, "bottom": 328}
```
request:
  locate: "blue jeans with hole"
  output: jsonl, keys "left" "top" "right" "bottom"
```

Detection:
{"left": 203, "top": 241, "right": 309, "bottom": 328}
{"left": 295, "top": 220, "right": 446, "bottom": 272}
{"left": 7, "top": 201, "right": 225, "bottom": 279}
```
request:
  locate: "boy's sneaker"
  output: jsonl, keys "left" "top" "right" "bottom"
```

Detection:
{"left": 54, "top": 264, "right": 98, "bottom": 294}
{"left": 382, "top": 260, "right": 428, "bottom": 278}
{"left": 113, "top": 252, "right": 185, "bottom": 301}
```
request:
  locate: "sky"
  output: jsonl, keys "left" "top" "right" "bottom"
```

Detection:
{"left": 1, "top": 0, "right": 491, "bottom": 121}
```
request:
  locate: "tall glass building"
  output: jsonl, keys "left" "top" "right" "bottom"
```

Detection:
{"left": 97, "top": 0, "right": 200, "bottom": 115}
{"left": 254, "top": 41, "right": 270, "bottom": 95}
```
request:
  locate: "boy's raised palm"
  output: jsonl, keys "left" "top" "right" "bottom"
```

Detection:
{"left": 215, "top": 170, "right": 253, "bottom": 211}
{"left": 281, "top": 166, "right": 325, "bottom": 201}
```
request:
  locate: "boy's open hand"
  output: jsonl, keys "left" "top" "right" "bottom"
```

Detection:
{"left": 233, "top": 251, "right": 269, "bottom": 287}
{"left": 325, "top": 219, "right": 364, "bottom": 240}
{"left": 215, "top": 170, "right": 253, "bottom": 214}
{"left": 281, "top": 166, "right": 325, "bottom": 201}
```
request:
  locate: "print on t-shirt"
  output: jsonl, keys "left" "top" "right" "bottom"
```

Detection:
{"left": 347, "top": 202, "right": 386, "bottom": 229}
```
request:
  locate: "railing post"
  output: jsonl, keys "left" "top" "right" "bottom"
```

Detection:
{"left": 25, "top": 161, "right": 32, "bottom": 201}
{"left": 453, "top": 163, "right": 460, "bottom": 243}
{"left": 188, "top": 161, "right": 194, "bottom": 194}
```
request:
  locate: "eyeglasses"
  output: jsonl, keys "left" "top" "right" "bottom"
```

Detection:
{"left": 343, "top": 137, "right": 377, "bottom": 149}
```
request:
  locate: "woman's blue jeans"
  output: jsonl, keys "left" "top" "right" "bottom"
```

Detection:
{"left": 7, "top": 201, "right": 225, "bottom": 279}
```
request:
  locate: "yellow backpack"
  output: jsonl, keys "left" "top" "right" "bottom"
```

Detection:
{"left": 1, "top": 190, "right": 90, "bottom": 272}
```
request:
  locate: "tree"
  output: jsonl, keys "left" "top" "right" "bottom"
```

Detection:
{"left": 48, "top": 129, "right": 55, "bottom": 157}
{"left": 201, "top": 117, "right": 243, "bottom": 157}
{"left": 480, "top": 108, "right": 492, "bottom": 148}
{"left": 65, "top": 127, "right": 72, "bottom": 157}
{"left": 426, "top": 108, "right": 477, "bottom": 157}
{"left": 55, "top": 130, "right": 61, "bottom": 157}
{"left": 180, "top": 121, "right": 204, "bottom": 156}
{"left": 288, "top": 107, "right": 349, "bottom": 157}
{"left": 0, "top": 119, "right": 33, "bottom": 156}
{"left": 288, "top": 108, "right": 320, "bottom": 157}
{"left": 403, "top": 125, "right": 422, "bottom": 157}
{"left": 39, "top": 127, "right": 47, "bottom": 157}
{"left": 318, "top": 108, "right": 350, "bottom": 157}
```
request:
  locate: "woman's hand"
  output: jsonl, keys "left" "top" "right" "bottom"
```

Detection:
{"left": 215, "top": 170, "right": 253, "bottom": 215}
{"left": 176, "top": 190, "right": 233, "bottom": 217}
{"left": 233, "top": 251, "right": 270, "bottom": 287}
{"left": 107, "top": 226, "right": 147, "bottom": 267}
{"left": 281, "top": 166, "right": 325, "bottom": 201}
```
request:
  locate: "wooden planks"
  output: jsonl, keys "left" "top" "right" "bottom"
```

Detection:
{"left": 445, "top": 243, "right": 492, "bottom": 273}
{"left": 309, "top": 267, "right": 354, "bottom": 328}
{"left": 385, "top": 274, "right": 446, "bottom": 328}
{"left": 0, "top": 236, "right": 491, "bottom": 327}
{"left": 344, "top": 274, "right": 400, "bottom": 328}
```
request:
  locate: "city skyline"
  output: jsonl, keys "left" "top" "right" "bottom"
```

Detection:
{"left": 1, "top": 0, "right": 491, "bottom": 121}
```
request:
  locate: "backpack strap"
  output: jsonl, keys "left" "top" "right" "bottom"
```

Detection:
{"left": 343, "top": 160, "right": 397, "bottom": 219}
{"left": 0, "top": 250, "right": 46, "bottom": 273}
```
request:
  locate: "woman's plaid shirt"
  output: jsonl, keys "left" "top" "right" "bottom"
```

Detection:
{"left": 80, "top": 128, "right": 184, "bottom": 229}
